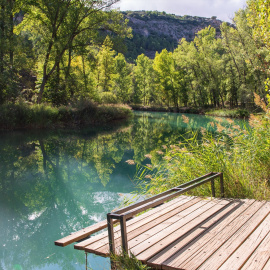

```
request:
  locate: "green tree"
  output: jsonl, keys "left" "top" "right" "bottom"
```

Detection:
{"left": 247, "top": 0, "right": 270, "bottom": 48}
{"left": 96, "top": 36, "right": 116, "bottom": 94}
{"left": 134, "top": 54, "right": 155, "bottom": 105}
{"left": 0, "top": 0, "right": 21, "bottom": 102}
{"left": 193, "top": 27, "right": 225, "bottom": 107}
{"left": 174, "top": 38, "right": 208, "bottom": 107}
{"left": 16, "top": 0, "right": 131, "bottom": 103}
{"left": 154, "top": 49, "right": 187, "bottom": 109}
{"left": 112, "top": 53, "right": 132, "bottom": 103}
{"left": 247, "top": 0, "right": 270, "bottom": 102}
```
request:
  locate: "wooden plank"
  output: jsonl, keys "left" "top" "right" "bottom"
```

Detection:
{"left": 56, "top": 194, "right": 191, "bottom": 248}
{"left": 218, "top": 208, "right": 270, "bottom": 270}
{"left": 55, "top": 219, "right": 110, "bottom": 247}
{"left": 135, "top": 198, "right": 232, "bottom": 263}
{"left": 146, "top": 199, "right": 245, "bottom": 269}
{"left": 84, "top": 197, "right": 205, "bottom": 256}
{"left": 241, "top": 230, "right": 270, "bottom": 270}
{"left": 199, "top": 202, "right": 270, "bottom": 270}
{"left": 127, "top": 199, "right": 222, "bottom": 257}
{"left": 164, "top": 200, "right": 266, "bottom": 270}
{"left": 162, "top": 200, "right": 264, "bottom": 270}
{"left": 75, "top": 196, "right": 196, "bottom": 250}
{"left": 262, "top": 258, "right": 270, "bottom": 270}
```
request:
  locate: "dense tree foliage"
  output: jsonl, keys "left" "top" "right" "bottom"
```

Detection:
{"left": 247, "top": 0, "right": 270, "bottom": 102}
{"left": 0, "top": 0, "right": 269, "bottom": 110}
{"left": 134, "top": 54, "right": 155, "bottom": 105}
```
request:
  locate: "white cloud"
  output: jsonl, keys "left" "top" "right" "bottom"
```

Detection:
{"left": 114, "top": 0, "right": 247, "bottom": 22}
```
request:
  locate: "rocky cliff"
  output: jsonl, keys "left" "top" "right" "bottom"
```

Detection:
{"left": 122, "top": 11, "right": 224, "bottom": 60}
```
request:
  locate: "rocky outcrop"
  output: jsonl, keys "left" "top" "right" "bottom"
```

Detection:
{"left": 127, "top": 13, "right": 222, "bottom": 41}
{"left": 122, "top": 11, "right": 225, "bottom": 60}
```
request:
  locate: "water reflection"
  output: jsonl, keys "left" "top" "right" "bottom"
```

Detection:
{"left": 0, "top": 111, "right": 245, "bottom": 269}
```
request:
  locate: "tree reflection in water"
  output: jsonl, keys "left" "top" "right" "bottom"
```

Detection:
{"left": 0, "top": 111, "right": 244, "bottom": 269}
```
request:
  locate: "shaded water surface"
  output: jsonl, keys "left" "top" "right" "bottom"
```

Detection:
{"left": 0, "top": 111, "right": 245, "bottom": 270}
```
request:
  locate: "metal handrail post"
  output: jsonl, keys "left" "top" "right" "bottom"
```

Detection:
{"left": 120, "top": 215, "right": 128, "bottom": 253}
{"left": 219, "top": 172, "right": 224, "bottom": 197}
{"left": 107, "top": 213, "right": 115, "bottom": 254}
{"left": 211, "top": 179, "right": 216, "bottom": 197}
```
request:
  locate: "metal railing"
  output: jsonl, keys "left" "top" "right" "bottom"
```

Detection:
{"left": 107, "top": 172, "right": 224, "bottom": 255}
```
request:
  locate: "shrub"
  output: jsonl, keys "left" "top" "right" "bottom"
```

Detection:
{"left": 96, "top": 104, "right": 133, "bottom": 123}
{"left": 111, "top": 252, "right": 150, "bottom": 270}
{"left": 0, "top": 101, "right": 132, "bottom": 129}
{"left": 236, "top": 108, "right": 249, "bottom": 118}
{"left": 100, "top": 92, "right": 118, "bottom": 104}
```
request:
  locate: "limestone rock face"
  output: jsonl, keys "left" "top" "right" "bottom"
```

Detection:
{"left": 122, "top": 11, "right": 226, "bottom": 59}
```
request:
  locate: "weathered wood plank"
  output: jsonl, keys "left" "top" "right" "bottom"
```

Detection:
{"left": 125, "top": 199, "right": 212, "bottom": 255}
{"left": 171, "top": 200, "right": 267, "bottom": 270}
{"left": 55, "top": 219, "right": 109, "bottom": 247}
{"left": 262, "top": 258, "right": 270, "bottom": 270}
{"left": 162, "top": 200, "right": 264, "bottom": 270}
{"left": 75, "top": 196, "right": 197, "bottom": 251}
{"left": 146, "top": 199, "right": 245, "bottom": 269}
{"left": 112, "top": 198, "right": 215, "bottom": 256}
{"left": 218, "top": 207, "right": 270, "bottom": 270}
{"left": 199, "top": 202, "right": 270, "bottom": 270}
{"left": 85, "top": 197, "right": 204, "bottom": 256}
{"left": 241, "top": 230, "right": 270, "bottom": 270}
{"left": 97, "top": 198, "right": 213, "bottom": 258}
{"left": 135, "top": 198, "right": 232, "bottom": 263}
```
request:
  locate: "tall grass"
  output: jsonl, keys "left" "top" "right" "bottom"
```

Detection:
{"left": 137, "top": 95, "right": 270, "bottom": 200}
{"left": 111, "top": 252, "right": 150, "bottom": 270}
{"left": 205, "top": 108, "right": 250, "bottom": 118}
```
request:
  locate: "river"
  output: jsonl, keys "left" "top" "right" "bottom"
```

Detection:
{"left": 0, "top": 111, "right": 245, "bottom": 270}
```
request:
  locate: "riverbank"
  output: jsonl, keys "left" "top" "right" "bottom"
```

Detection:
{"left": 0, "top": 102, "right": 258, "bottom": 131}
{"left": 131, "top": 105, "right": 254, "bottom": 118}
{"left": 131, "top": 105, "right": 202, "bottom": 114}
{"left": 0, "top": 101, "right": 133, "bottom": 130}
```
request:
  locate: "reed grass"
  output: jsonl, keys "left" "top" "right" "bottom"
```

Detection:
{"left": 205, "top": 108, "right": 250, "bottom": 118}
{"left": 137, "top": 96, "right": 270, "bottom": 200}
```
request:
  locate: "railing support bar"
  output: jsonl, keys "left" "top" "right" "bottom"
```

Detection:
{"left": 220, "top": 172, "right": 224, "bottom": 198}
{"left": 107, "top": 214, "right": 115, "bottom": 255}
{"left": 211, "top": 179, "right": 215, "bottom": 198}
{"left": 120, "top": 215, "right": 128, "bottom": 253}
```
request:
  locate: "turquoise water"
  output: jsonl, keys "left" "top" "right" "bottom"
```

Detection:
{"left": 0, "top": 111, "right": 245, "bottom": 270}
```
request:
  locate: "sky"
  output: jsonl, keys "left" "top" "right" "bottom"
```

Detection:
{"left": 113, "top": 0, "right": 248, "bottom": 22}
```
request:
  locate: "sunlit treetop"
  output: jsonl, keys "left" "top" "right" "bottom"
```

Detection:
{"left": 247, "top": 0, "right": 270, "bottom": 48}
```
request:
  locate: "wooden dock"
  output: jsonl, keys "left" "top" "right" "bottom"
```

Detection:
{"left": 55, "top": 173, "right": 270, "bottom": 269}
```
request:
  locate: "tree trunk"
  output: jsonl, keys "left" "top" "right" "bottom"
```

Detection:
{"left": 37, "top": 76, "right": 47, "bottom": 104}
{"left": 0, "top": 3, "right": 5, "bottom": 74}
{"left": 8, "top": 0, "right": 14, "bottom": 69}
{"left": 82, "top": 54, "right": 88, "bottom": 93}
